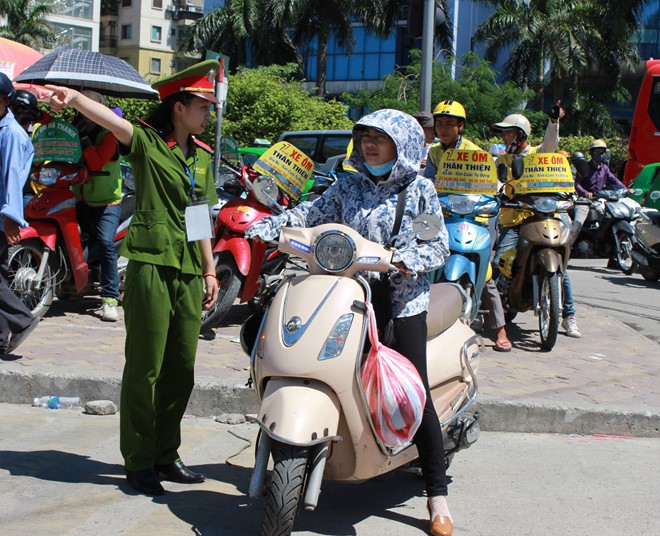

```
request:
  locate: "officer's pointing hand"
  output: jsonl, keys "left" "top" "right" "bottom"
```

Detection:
{"left": 45, "top": 85, "right": 79, "bottom": 113}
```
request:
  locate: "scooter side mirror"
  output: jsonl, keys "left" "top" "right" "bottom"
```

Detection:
{"left": 411, "top": 214, "right": 442, "bottom": 241}
{"left": 573, "top": 157, "right": 589, "bottom": 178}
{"left": 497, "top": 163, "right": 509, "bottom": 183}
{"left": 511, "top": 157, "right": 524, "bottom": 180}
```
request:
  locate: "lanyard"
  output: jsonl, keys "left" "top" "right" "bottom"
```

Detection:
{"left": 173, "top": 149, "right": 198, "bottom": 199}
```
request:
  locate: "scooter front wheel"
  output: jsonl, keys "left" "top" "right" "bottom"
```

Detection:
{"left": 616, "top": 231, "right": 635, "bottom": 275}
{"left": 638, "top": 264, "right": 660, "bottom": 282}
{"left": 538, "top": 271, "right": 560, "bottom": 351}
{"left": 260, "top": 442, "right": 309, "bottom": 536}
{"left": 8, "top": 239, "right": 55, "bottom": 319}
{"left": 200, "top": 253, "right": 242, "bottom": 333}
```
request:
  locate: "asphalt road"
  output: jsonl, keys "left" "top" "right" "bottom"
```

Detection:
{"left": 0, "top": 403, "right": 658, "bottom": 535}
{"left": 568, "top": 258, "right": 660, "bottom": 344}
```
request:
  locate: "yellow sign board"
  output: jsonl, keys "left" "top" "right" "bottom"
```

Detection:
{"left": 513, "top": 153, "right": 575, "bottom": 194}
{"left": 253, "top": 141, "right": 314, "bottom": 201}
{"left": 435, "top": 150, "right": 498, "bottom": 195}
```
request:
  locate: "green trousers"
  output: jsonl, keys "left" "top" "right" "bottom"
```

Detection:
{"left": 120, "top": 260, "right": 203, "bottom": 471}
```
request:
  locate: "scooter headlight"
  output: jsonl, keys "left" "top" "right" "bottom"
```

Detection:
{"left": 533, "top": 197, "right": 559, "bottom": 213}
{"left": 252, "top": 175, "right": 280, "bottom": 207}
{"left": 313, "top": 231, "right": 356, "bottom": 272}
{"left": 318, "top": 313, "right": 354, "bottom": 360}
{"left": 38, "top": 167, "right": 63, "bottom": 186}
{"left": 448, "top": 195, "right": 479, "bottom": 215}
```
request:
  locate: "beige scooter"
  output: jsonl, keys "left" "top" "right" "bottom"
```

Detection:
{"left": 243, "top": 219, "right": 482, "bottom": 535}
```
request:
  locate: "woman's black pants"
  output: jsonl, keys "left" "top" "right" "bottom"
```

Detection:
{"left": 393, "top": 312, "right": 448, "bottom": 497}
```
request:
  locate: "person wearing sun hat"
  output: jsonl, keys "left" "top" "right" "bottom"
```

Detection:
{"left": 46, "top": 60, "right": 221, "bottom": 496}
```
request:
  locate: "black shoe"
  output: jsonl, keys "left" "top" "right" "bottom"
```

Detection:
{"left": 125, "top": 468, "right": 165, "bottom": 496}
{"left": 7, "top": 317, "right": 40, "bottom": 353}
{"left": 155, "top": 461, "right": 206, "bottom": 484}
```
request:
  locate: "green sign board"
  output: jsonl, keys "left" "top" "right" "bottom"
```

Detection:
{"left": 221, "top": 136, "right": 239, "bottom": 165}
{"left": 32, "top": 119, "right": 82, "bottom": 164}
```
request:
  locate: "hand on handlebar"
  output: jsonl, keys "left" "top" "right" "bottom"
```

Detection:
{"left": 586, "top": 192, "right": 593, "bottom": 200}
{"left": 391, "top": 261, "right": 413, "bottom": 275}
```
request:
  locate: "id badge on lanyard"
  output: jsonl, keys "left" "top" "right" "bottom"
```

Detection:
{"left": 179, "top": 151, "right": 213, "bottom": 242}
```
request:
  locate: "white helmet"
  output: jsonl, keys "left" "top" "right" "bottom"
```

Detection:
{"left": 493, "top": 113, "right": 531, "bottom": 138}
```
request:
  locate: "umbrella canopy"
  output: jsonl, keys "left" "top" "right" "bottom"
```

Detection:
{"left": 0, "top": 37, "right": 43, "bottom": 79}
{"left": 15, "top": 47, "right": 159, "bottom": 99}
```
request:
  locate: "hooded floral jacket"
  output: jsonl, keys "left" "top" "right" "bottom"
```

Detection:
{"left": 245, "top": 108, "right": 449, "bottom": 318}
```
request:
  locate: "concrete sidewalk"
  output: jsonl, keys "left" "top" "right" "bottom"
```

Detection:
{"left": 1, "top": 292, "right": 659, "bottom": 437}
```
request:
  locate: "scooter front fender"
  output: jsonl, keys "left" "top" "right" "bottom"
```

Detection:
{"left": 534, "top": 248, "right": 563, "bottom": 273}
{"left": 611, "top": 220, "right": 635, "bottom": 236}
{"left": 442, "top": 254, "right": 477, "bottom": 285}
{"left": 256, "top": 378, "right": 342, "bottom": 447}
{"left": 213, "top": 235, "right": 251, "bottom": 276}
{"left": 19, "top": 221, "right": 58, "bottom": 250}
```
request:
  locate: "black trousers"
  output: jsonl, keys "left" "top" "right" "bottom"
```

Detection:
{"left": 392, "top": 312, "right": 448, "bottom": 497}
{"left": 0, "top": 234, "right": 33, "bottom": 349}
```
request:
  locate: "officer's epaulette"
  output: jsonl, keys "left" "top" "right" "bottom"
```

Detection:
{"left": 192, "top": 136, "right": 213, "bottom": 154}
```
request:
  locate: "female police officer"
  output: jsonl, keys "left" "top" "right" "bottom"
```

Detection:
{"left": 46, "top": 61, "right": 220, "bottom": 496}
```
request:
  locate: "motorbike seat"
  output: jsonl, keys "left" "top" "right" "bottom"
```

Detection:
{"left": 427, "top": 283, "right": 464, "bottom": 339}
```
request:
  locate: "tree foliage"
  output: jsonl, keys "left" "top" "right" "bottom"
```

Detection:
{"left": 220, "top": 64, "right": 353, "bottom": 145}
{"left": 342, "top": 51, "right": 535, "bottom": 139}
{"left": 0, "top": 0, "right": 54, "bottom": 49}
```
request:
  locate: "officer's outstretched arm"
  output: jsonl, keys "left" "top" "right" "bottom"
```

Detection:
{"left": 46, "top": 85, "right": 133, "bottom": 147}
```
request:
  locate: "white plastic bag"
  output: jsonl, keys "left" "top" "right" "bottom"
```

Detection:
{"left": 360, "top": 302, "right": 426, "bottom": 449}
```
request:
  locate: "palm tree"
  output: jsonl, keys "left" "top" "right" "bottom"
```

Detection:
{"left": 0, "top": 0, "right": 54, "bottom": 50}
{"left": 268, "top": 0, "right": 406, "bottom": 96}
{"left": 181, "top": 0, "right": 299, "bottom": 69}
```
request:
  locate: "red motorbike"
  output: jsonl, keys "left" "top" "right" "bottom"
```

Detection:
{"left": 201, "top": 158, "right": 294, "bottom": 333}
{"left": 8, "top": 120, "right": 130, "bottom": 318}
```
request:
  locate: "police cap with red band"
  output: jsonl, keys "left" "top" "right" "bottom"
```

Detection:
{"left": 152, "top": 59, "right": 220, "bottom": 104}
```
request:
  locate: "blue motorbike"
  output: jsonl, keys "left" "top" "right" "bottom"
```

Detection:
{"left": 433, "top": 193, "right": 500, "bottom": 324}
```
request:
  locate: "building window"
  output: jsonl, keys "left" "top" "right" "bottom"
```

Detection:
{"left": 121, "top": 24, "right": 132, "bottom": 40}
{"left": 122, "top": 0, "right": 131, "bottom": 6}
{"left": 151, "top": 58, "right": 161, "bottom": 74}
{"left": 151, "top": 26, "right": 162, "bottom": 42}
{"left": 57, "top": 0, "right": 94, "bottom": 20}
{"left": 51, "top": 22, "right": 93, "bottom": 50}
{"left": 152, "top": 0, "right": 163, "bottom": 8}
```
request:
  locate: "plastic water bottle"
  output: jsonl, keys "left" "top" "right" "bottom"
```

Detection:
{"left": 33, "top": 396, "right": 81, "bottom": 409}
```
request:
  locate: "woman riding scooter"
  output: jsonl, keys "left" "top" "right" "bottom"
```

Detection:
{"left": 246, "top": 108, "right": 455, "bottom": 536}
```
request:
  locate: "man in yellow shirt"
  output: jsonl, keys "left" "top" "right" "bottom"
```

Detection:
{"left": 491, "top": 104, "right": 581, "bottom": 338}
{"left": 424, "top": 100, "right": 513, "bottom": 351}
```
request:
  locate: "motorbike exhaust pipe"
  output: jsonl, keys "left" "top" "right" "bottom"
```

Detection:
{"left": 303, "top": 443, "right": 329, "bottom": 511}
{"left": 248, "top": 431, "right": 272, "bottom": 499}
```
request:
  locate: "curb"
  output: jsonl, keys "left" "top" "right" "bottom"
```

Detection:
{"left": 3, "top": 370, "right": 659, "bottom": 438}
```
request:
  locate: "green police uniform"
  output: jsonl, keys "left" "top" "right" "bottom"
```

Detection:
{"left": 118, "top": 60, "right": 220, "bottom": 472}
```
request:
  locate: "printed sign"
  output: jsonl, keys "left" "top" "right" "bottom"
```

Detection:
{"left": 253, "top": 141, "right": 314, "bottom": 201}
{"left": 31, "top": 119, "right": 82, "bottom": 164}
{"left": 220, "top": 136, "right": 239, "bottom": 165}
{"left": 513, "top": 153, "right": 575, "bottom": 194}
{"left": 435, "top": 149, "right": 498, "bottom": 195}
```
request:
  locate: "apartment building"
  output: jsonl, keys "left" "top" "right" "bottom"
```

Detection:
{"left": 100, "top": 0, "right": 204, "bottom": 80}
{"left": 48, "top": 0, "right": 101, "bottom": 51}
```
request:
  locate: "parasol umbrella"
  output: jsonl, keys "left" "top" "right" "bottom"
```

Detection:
{"left": 0, "top": 37, "right": 43, "bottom": 79}
{"left": 15, "top": 47, "right": 159, "bottom": 99}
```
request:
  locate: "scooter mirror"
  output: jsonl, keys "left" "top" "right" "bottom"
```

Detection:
{"left": 497, "top": 163, "right": 508, "bottom": 183}
{"left": 411, "top": 214, "right": 442, "bottom": 241}
{"left": 511, "top": 157, "right": 524, "bottom": 180}
{"left": 572, "top": 157, "right": 589, "bottom": 178}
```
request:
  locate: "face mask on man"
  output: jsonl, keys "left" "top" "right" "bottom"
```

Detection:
{"left": 591, "top": 152, "right": 604, "bottom": 164}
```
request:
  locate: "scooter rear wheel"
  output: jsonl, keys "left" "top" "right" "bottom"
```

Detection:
{"left": 200, "top": 253, "right": 242, "bottom": 333}
{"left": 8, "top": 239, "right": 55, "bottom": 319}
{"left": 260, "top": 442, "right": 309, "bottom": 536}
{"left": 539, "top": 271, "right": 560, "bottom": 351}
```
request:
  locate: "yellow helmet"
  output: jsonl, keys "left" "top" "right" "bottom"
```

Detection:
{"left": 589, "top": 139, "right": 607, "bottom": 151}
{"left": 433, "top": 100, "right": 466, "bottom": 121}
